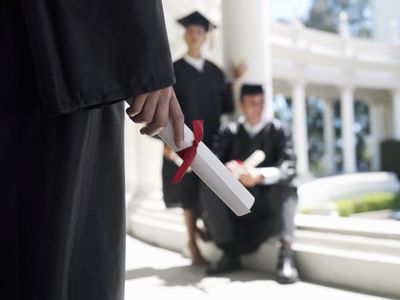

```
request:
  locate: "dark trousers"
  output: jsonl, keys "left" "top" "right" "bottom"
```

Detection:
{"left": 201, "top": 184, "right": 298, "bottom": 254}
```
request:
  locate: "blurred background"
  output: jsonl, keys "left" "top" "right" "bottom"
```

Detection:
{"left": 124, "top": 1, "right": 400, "bottom": 299}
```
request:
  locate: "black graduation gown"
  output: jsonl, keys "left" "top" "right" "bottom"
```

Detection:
{"left": 1, "top": 1, "right": 174, "bottom": 299}
{"left": 162, "top": 59, "right": 233, "bottom": 209}
{"left": 200, "top": 120, "right": 297, "bottom": 253}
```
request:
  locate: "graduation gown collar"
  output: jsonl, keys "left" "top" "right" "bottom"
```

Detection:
{"left": 183, "top": 54, "right": 205, "bottom": 72}
{"left": 238, "top": 116, "right": 270, "bottom": 139}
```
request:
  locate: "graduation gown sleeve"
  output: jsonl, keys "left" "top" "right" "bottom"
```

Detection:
{"left": 212, "top": 123, "right": 236, "bottom": 164}
{"left": 20, "top": 0, "right": 175, "bottom": 115}
{"left": 212, "top": 65, "right": 234, "bottom": 114}
{"left": 221, "top": 81, "right": 234, "bottom": 114}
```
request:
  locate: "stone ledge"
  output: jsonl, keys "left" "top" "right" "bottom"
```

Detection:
{"left": 127, "top": 199, "right": 400, "bottom": 298}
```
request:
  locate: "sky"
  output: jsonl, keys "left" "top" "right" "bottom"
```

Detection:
{"left": 269, "top": 0, "right": 313, "bottom": 22}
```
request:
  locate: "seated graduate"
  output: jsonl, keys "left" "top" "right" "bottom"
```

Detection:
{"left": 200, "top": 84, "right": 299, "bottom": 283}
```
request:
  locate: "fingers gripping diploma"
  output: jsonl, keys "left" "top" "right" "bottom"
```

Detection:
{"left": 126, "top": 86, "right": 185, "bottom": 149}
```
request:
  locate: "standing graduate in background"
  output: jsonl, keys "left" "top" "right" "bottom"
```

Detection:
{"left": 201, "top": 84, "right": 300, "bottom": 283}
{"left": 162, "top": 11, "right": 241, "bottom": 264}
{"left": 1, "top": 1, "right": 184, "bottom": 299}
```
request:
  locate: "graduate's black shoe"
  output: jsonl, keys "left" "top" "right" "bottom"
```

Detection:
{"left": 275, "top": 248, "right": 299, "bottom": 284}
{"left": 206, "top": 254, "right": 242, "bottom": 275}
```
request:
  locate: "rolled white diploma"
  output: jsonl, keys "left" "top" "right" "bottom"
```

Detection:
{"left": 231, "top": 150, "right": 266, "bottom": 179}
{"left": 158, "top": 120, "right": 255, "bottom": 216}
{"left": 243, "top": 150, "right": 266, "bottom": 169}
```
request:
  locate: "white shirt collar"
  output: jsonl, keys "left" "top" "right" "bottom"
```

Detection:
{"left": 183, "top": 54, "right": 205, "bottom": 72}
{"left": 241, "top": 117, "right": 268, "bottom": 139}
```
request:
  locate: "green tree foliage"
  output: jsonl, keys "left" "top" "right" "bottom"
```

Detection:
{"left": 304, "top": 0, "right": 373, "bottom": 38}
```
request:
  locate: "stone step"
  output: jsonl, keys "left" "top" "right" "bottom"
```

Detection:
{"left": 127, "top": 200, "right": 400, "bottom": 298}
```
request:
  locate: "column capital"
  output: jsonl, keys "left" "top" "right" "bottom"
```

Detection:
{"left": 363, "top": 97, "right": 380, "bottom": 107}
{"left": 290, "top": 80, "right": 307, "bottom": 89}
{"left": 338, "top": 84, "right": 355, "bottom": 94}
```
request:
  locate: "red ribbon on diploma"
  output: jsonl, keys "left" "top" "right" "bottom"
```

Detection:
{"left": 171, "top": 120, "right": 204, "bottom": 184}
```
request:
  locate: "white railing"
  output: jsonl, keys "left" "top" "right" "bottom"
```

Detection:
{"left": 270, "top": 22, "right": 400, "bottom": 67}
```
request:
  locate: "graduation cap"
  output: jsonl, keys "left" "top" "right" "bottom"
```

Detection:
{"left": 240, "top": 84, "right": 264, "bottom": 100}
{"left": 177, "top": 11, "right": 216, "bottom": 32}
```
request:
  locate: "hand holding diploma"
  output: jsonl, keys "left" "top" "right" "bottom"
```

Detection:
{"left": 226, "top": 150, "right": 266, "bottom": 179}
{"left": 126, "top": 87, "right": 185, "bottom": 148}
{"left": 126, "top": 87, "right": 254, "bottom": 216}
{"left": 225, "top": 150, "right": 266, "bottom": 187}
{"left": 224, "top": 150, "right": 281, "bottom": 187}
{"left": 229, "top": 165, "right": 265, "bottom": 188}
{"left": 158, "top": 120, "right": 255, "bottom": 216}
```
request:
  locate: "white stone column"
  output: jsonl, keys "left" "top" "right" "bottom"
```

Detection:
{"left": 340, "top": 86, "right": 356, "bottom": 173}
{"left": 323, "top": 100, "right": 336, "bottom": 174}
{"left": 392, "top": 89, "right": 400, "bottom": 140}
{"left": 222, "top": 0, "right": 274, "bottom": 119}
{"left": 390, "top": 18, "right": 400, "bottom": 45}
{"left": 292, "top": 81, "right": 309, "bottom": 176}
{"left": 125, "top": 114, "right": 163, "bottom": 200}
{"left": 370, "top": 101, "right": 384, "bottom": 171}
